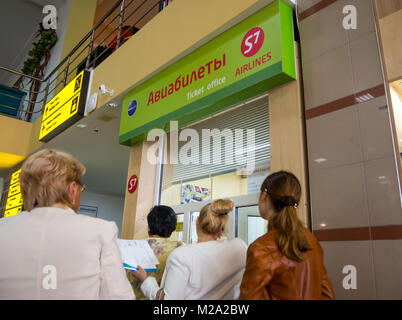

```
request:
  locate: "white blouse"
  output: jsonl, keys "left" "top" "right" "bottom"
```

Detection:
{"left": 141, "top": 238, "right": 247, "bottom": 300}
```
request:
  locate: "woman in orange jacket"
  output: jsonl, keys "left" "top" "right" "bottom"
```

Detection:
{"left": 240, "top": 171, "right": 335, "bottom": 300}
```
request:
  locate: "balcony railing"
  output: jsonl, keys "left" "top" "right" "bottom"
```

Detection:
{"left": 0, "top": 0, "right": 172, "bottom": 123}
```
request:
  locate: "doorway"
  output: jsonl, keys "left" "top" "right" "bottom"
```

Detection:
{"left": 168, "top": 193, "right": 266, "bottom": 245}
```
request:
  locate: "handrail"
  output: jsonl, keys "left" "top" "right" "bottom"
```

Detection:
{"left": 0, "top": 0, "right": 171, "bottom": 121}
{"left": 44, "top": 0, "right": 125, "bottom": 82}
{"left": 0, "top": 66, "right": 43, "bottom": 82}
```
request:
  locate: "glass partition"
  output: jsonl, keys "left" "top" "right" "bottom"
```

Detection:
{"left": 236, "top": 205, "right": 267, "bottom": 246}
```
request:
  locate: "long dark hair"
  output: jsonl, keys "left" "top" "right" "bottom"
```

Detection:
{"left": 261, "top": 171, "right": 310, "bottom": 262}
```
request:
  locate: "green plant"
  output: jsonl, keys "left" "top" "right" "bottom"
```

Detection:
{"left": 14, "top": 22, "right": 58, "bottom": 121}
{"left": 22, "top": 23, "right": 58, "bottom": 76}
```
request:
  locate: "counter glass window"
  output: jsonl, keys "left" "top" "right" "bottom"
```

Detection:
{"left": 160, "top": 93, "right": 271, "bottom": 207}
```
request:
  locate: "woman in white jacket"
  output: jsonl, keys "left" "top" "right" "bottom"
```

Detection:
{"left": 132, "top": 199, "right": 247, "bottom": 300}
{"left": 0, "top": 149, "right": 134, "bottom": 300}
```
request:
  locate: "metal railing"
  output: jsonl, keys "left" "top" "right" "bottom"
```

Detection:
{"left": 0, "top": 0, "right": 172, "bottom": 122}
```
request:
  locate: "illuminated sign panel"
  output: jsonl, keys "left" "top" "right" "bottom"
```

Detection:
{"left": 4, "top": 169, "right": 23, "bottom": 218}
{"left": 39, "top": 70, "right": 90, "bottom": 142}
{"left": 119, "top": 0, "right": 295, "bottom": 146}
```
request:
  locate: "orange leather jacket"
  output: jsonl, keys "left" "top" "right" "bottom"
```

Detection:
{"left": 240, "top": 228, "right": 335, "bottom": 300}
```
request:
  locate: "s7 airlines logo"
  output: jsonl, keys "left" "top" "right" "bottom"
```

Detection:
{"left": 241, "top": 27, "right": 265, "bottom": 57}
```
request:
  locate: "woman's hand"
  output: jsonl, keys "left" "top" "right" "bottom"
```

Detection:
{"left": 130, "top": 266, "right": 148, "bottom": 282}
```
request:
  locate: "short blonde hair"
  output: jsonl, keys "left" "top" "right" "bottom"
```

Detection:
{"left": 20, "top": 149, "right": 86, "bottom": 211}
{"left": 198, "top": 199, "right": 233, "bottom": 236}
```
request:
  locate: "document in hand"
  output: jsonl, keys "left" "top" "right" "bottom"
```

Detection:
{"left": 116, "top": 239, "right": 159, "bottom": 272}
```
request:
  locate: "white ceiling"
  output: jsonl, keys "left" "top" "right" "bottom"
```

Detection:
{"left": 38, "top": 101, "right": 130, "bottom": 196}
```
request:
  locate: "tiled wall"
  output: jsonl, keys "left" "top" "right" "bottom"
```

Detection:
{"left": 298, "top": 0, "right": 402, "bottom": 299}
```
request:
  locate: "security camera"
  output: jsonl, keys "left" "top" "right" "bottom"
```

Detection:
{"left": 99, "top": 84, "right": 114, "bottom": 97}
{"left": 99, "top": 84, "right": 107, "bottom": 95}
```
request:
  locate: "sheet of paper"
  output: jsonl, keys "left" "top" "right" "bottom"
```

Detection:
{"left": 116, "top": 239, "right": 159, "bottom": 270}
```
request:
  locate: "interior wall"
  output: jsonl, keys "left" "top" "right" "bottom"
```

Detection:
{"left": 80, "top": 189, "right": 125, "bottom": 236}
{"left": 91, "top": 0, "right": 160, "bottom": 48}
{"left": 299, "top": 0, "right": 402, "bottom": 299}
{"left": 30, "top": 0, "right": 73, "bottom": 122}
{"left": 0, "top": 0, "right": 43, "bottom": 85}
{"left": 269, "top": 42, "right": 309, "bottom": 227}
{"left": 0, "top": 0, "right": 73, "bottom": 122}
{"left": 0, "top": 116, "right": 32, "bottom": 159}
{"left": 60, "top": 0, "right": 97, "bottom": 60}
{"left": 0, "top": 114, "right": 44, "bottom": 173}
{"left": 89, "top": 0, "right": 277, "bottom": 111}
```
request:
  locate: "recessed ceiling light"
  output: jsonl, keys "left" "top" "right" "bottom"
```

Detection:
{"left": 314, "top": 158, "right": 328, "bottom": 163}
{"left": 320, "top": 223, "right": 327, "bottom": 227}
{"left": 378, "top": 176, "right": 386, "bottom": 180}
{"left": 76, "top": 123, "right": 87, "bottom": 128}
{"left": 106, "top": 102, "right": 118, "bottom": 108}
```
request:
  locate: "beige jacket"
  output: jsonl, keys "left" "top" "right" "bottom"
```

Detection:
{"left": 0, "top": 206, "right": 134, "bottom": 300}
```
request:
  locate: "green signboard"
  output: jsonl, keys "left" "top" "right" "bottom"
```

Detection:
{"left": 120, "top": 0, "right": 295, "bottom": 146}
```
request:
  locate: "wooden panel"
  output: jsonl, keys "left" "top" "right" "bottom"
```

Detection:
{"left": 390, "top": 79, "right": 402, "bottom": 97}
{"left": 121, "top": 141, "right": 157, "bottom": 239}
{"left": 373, "top": 3, "right": 402, "bottom": 189}
{"left": 376, "top": 9, "right": 402, "bottom": 81}
{"left": 374, "top": 0, "right": 402, "bottom": 19}
{"left": 390, "top": 80, "right": 402, "bottom": 153}
{"left": 269, "top": 43, "right": 310, "bottom": 227}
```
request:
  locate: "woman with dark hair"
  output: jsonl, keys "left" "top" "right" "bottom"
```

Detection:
{"left": 126, "top": 205, "right": 182, "bottom": 300}
{"left": 240, "top": 171, "right": 335, "bottom": 300}
{"left": 131, "top": 199, "right": 247, "bottom": 300}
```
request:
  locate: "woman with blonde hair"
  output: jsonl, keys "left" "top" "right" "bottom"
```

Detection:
{"left": 240, "top": 171, "right": 335, "bottom": 300}
{"left": 131, "top": 199, "right": 247, "bottom": 300}
{"left": 0, "top": 149, "right": 134, "bottom": 300}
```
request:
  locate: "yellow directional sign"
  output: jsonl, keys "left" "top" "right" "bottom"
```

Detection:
{"left": 5, "top": 193, "right": 23, "bottom": 210}
{"left": 4, "top": 206, "right": 22, "bottom": 218}
{"left": 10, "top": 168, "right": 21, "bottom": 185}
{"left": 8, "top": 182, "right": 21, "bottom": 197}
{"left": 3, "top": 168, "right": 23, "bottom": 218}
{"left": 39, "top": 70, "right": 90, "bottom": 142}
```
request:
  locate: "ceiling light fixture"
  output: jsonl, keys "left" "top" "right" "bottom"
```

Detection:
{"left": 76, "top": 123, "right": 87, "bottom": 128}
{"left": 355, "top": 93, "right": 374, "bottom": 103}
{"left": 106, "top": 102, "right": 118, "bottom": 108}
{"left": 314, "top": 158, "right": 328, "bottom": 163}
